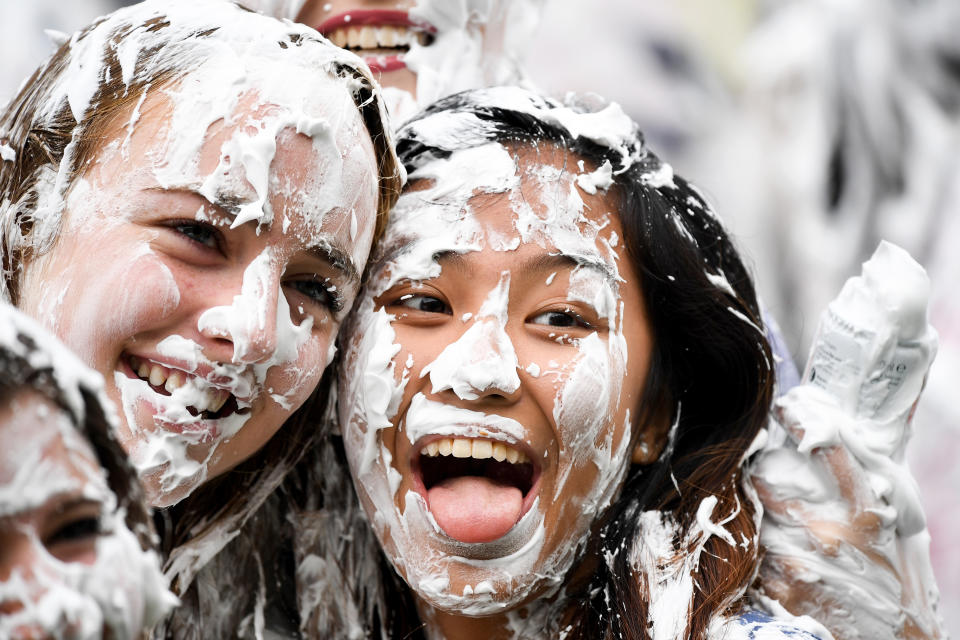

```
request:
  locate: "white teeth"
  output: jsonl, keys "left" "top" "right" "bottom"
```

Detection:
{"left": 472, "top": 440, "right": 492, "bottom": 459}
{"left": 164, "top": 371, "right": 185, "bottom": 393}
{"left": 209, "top": 389, "right": 230, "bottom": 413}
{"left": 148, "top": 365, "right": 167, "bottom": 388}
{"left": 131, "top": 357, "right": 231, "bottom": 414}
{"left": 329, "top": 30, "right": 347, "bottom": 47}
{"left": 346, "top": 26, "right": 362, "bottom": 48}
{"left": 378, "top": 26, "right": 397, "bottom": 47}
{"left": 326, "top": 24, "right": 422, "bottom": 50}
{"left": 359, "top": 25, "right": 378, "bottom": 48}
{"left": 452, "top": 438, "right": 471, "bottom": 458}
{"left": 438, "top": 439, "right": 452, "bottom": 456}
{"left": 421, "top": 438, "right": 530, "bottom": 464}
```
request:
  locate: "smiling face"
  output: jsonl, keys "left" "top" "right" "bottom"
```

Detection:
{"left": 17, "top": 58, "right": 379, "bottom": 506}
{"left": 0, "top": 392, "right": 166, "bottom": 639}
{"left": 339, "top": 142, "right": 658, "bottom": 614}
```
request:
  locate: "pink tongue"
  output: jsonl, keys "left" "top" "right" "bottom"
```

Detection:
{"left": 427, "top": 476, "right": 523, "bottom": 543}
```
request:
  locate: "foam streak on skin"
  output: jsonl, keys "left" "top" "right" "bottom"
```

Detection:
{"left": 420, "top": 271, "right": 520, "bottom": 400}
{"left": 403, "top": 394, "right": 526, "bottom": 444}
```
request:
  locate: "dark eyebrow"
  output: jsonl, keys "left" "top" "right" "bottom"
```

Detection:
{"left": 144, "top": 185, "right": 252, "bottom": 218}
{"left": 307, "top": 240, "right": 360, "bottom": 286}
{"left": 521, "top": 252, "right": 617, "bottom": 284}
{"left": 0, "top": 494, "right": 104, "bottom": 522}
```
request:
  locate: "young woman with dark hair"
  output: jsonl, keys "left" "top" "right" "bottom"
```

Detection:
{"left": 322, "top": 86, "right": 824, "bottom": 639}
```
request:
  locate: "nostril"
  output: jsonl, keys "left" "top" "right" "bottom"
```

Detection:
{"left": 0, "top": 597, "right": 24, "bottom": 615}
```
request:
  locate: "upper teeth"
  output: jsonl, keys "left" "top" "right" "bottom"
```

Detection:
{"left": 326, "top": 25, "right": 429, "bottom": 50}
{"left": 129, "top": 356, "right": 230, "bottom": 414}
{"left": 422, "top": 438, "right": 530, "bottom": 464}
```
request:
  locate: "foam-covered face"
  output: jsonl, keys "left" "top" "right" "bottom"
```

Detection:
{"left": 19, "top": 57, "right": 379, "bottom": 506}
{"left": 0, "top": 392, "right": 170, "bottom": 639}
{"left": 339, "top": 143, "right": 655, "bottom": 613}
{"left": 265, "top": 0, "right": 545, "bottom": 121}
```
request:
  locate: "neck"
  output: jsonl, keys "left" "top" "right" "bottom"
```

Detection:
{"left": 415, "top": 593, "right": 568, "bottom": 640}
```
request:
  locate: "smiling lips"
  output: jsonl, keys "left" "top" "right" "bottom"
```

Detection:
{"left": 415, "top": 436, "right": 538, "bottom": 544}
{"left": 127, "top": 355, "right": 240, "bottom": 420}
{"left": 316, "top": 10, "right": 435, "bottom": 73}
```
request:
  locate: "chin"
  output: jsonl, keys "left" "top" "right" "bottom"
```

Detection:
{"left": 383, "top": 495, "right": 587, "bottom": 617}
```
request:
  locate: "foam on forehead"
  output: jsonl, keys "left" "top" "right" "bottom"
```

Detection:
{"left": 10, "top": 0, "right": 394, "bottom": 255}
{"left": 396, "top": 87, "right": 650, "bottom": 178}
{"left": 41, "top": 0, "right": 375, "bottom": 127}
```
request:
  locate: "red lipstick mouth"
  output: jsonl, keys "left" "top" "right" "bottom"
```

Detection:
{"left": 316, "top": 10, "right": 437, "bottom": 35}
{"left": 410, "top": 437, "right": 542, "bottom": 544}
{"left": 316, "top": 9, "right": 436, "bottom": 73}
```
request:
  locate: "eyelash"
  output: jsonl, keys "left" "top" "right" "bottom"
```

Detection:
{"left": 170, "top": 219, "right": 222, "bottom": 252}
{"left": 393, "top": 293, "right": 451, "bottom": 315}
{"left": 287, "top": 278, "right": 344, "bottom": 313}
{"left": 529, "top": 308, "right": 595, "bottom": 331}
{"left": 46, "top": 516, "right": 102, "bottom": 546}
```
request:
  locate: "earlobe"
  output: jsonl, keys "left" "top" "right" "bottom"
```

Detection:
{"left": 631, "top": 404, "right": 673, "bottom": 464}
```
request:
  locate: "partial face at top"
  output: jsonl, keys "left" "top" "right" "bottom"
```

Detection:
{"left": 18, "top": 54, "right": 379, "bottom": 506}
{"left": 250, "top": 0, "right": 545, "bottom": 121}
{"left": 0, "top": 392, "right": 171, "bottom": 639}
{"left": 339, "top": 142, "right": 658, "bottom": 613}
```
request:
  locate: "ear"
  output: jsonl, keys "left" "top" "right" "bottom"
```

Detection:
{"left": 631, "top": 403, "right": 673, "bottom": 464}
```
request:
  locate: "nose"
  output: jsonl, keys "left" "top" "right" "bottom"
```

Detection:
{"left": 197, "top": 255, "right": 281, "bottom": 364}
{"left": 421, "top": 318, "right": 522, "bottom": 402}
{"left": 0, "top": 535, "right": 40, "bottom": 615}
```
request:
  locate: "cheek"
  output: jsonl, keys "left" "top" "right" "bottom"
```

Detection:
{"left": 553, "top": 334, "right": 624, "bottom": 446}
{"left": 550, "top": 333, "right": 631, "bottom": 508}
{"left": 338, "top": 304, "right": 407, "bottom": 478}
{"left": 25, "top": 239, "right": 180, "bottom": 367}
{"left": 265, "top": 328, "right": 328, "bottom": 405}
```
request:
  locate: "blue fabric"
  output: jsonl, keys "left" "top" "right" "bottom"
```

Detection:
{"left": 732, "top": 611, "right": 825, "bottom": 639}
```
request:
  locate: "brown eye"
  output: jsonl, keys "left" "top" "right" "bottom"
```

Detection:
{"left": 529, "top": 309, "right": 593, "bottom": 330}
{"left": 287, "top": 277, "right": 343, "bottom": 312}
{"left": 395, "top": 294, "right": 450, "bottom": 315}
{"left": 43, "top": 503, "right": 104, "bottom": 564}
{"left": 172, "top": 220, "right": 221, "bottom": 251}
{"left": 46, "top": 517, "right": 101, "bottom": 546}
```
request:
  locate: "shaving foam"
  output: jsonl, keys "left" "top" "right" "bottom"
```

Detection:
{"left": 804, "top": 241, "right": 937, "bottom": 427}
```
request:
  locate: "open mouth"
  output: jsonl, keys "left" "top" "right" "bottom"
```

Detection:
{"left": 317, "top": 10, "right": 435, "bottom": 72}
{"left": 127, "top": 355, "right": 246, "bottom": 421}
{"left": 413, "top": 437, "right": 539, "bottom": 544}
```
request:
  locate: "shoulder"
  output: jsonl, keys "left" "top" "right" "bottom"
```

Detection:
{"left": 717, "top": 611, "right": 828, "bottom": 640}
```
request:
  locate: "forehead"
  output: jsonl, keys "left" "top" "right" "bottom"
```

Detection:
{"left": 89, "top": 56, "right": 378, "bottom": 251}
{"left": 0, "top": 392, "right": 98, "bottom": 487}
{"left": 385, "top": 141, "right": 622, "bottom": 263}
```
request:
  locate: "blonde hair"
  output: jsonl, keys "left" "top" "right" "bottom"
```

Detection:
{"left": 0, "top": 1, "right": 401, "bottom": 305}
